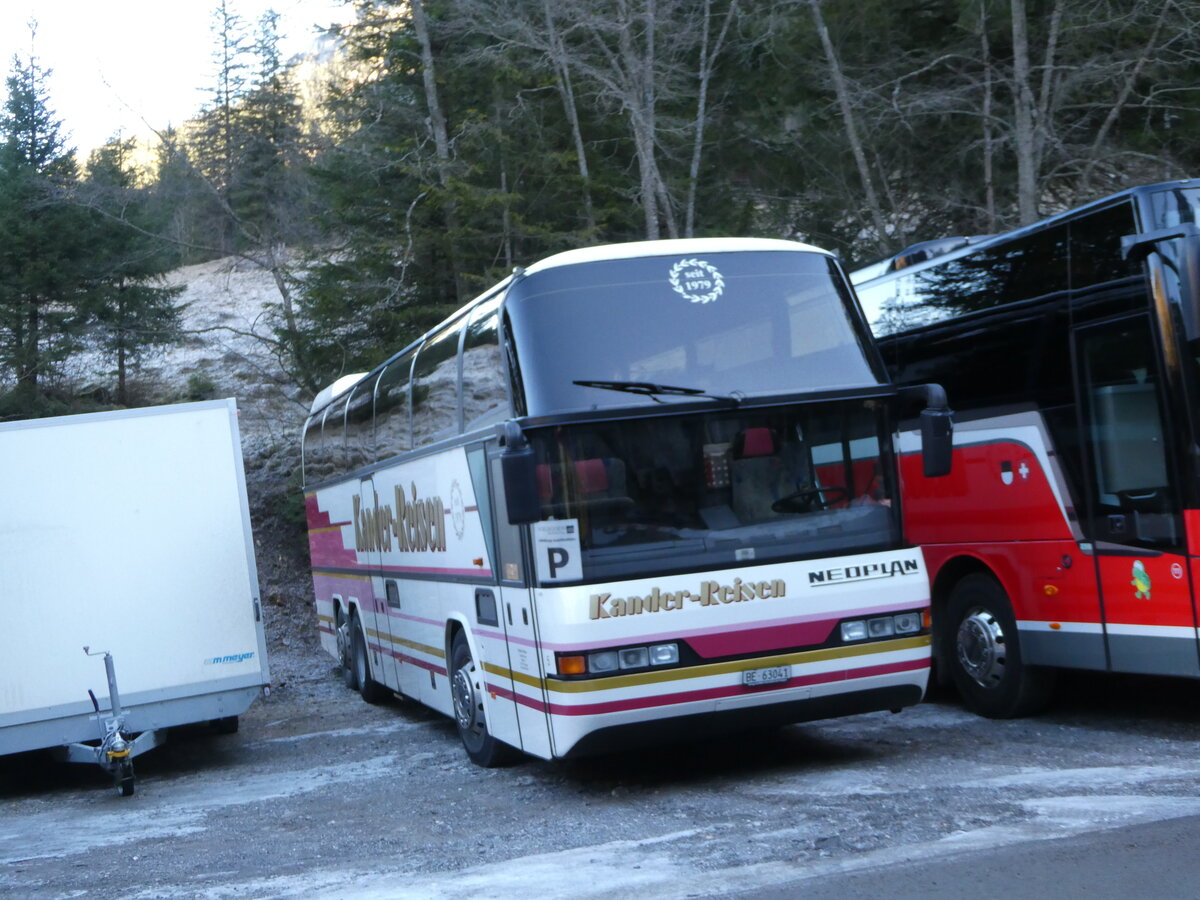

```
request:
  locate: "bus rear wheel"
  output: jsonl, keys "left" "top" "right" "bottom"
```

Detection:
{"left": 350, "top": 614, "right": 391, "bottom": 705}
{"left": 944, "top": 573, "right": 1055, "bottom": 718}
{"left": 450, "top": 632, "right": 517, "bottom": 768}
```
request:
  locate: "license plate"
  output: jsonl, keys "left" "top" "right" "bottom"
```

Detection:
{"left": 742, "top": 665, "right": 790, "bottom": 687}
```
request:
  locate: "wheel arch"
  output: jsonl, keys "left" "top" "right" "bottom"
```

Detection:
{"left": 929, "top": 554, "right": 1005, "bottom": 679}
{"left": 444, "top": 615, "right": 475, "bottom": 673}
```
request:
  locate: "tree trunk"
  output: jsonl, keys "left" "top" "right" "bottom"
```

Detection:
{"left": 542, "top": 0, "right": 598, "bottom": 240}
{"left": 1010, "top": 0, "right": 1039, "bottom": 224}
{"left": 686, "top": 0, "right": 737, "bottom": 238}
{"left": 980, "top": 0, "right": 996, "bottom": 232}
{"left": 410, "top": 0, "right": 467, "bottom": 300}
{"left": 808, "top": 0, "right": 889, "bottom": 249}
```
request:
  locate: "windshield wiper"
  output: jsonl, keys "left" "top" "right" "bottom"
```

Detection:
{"left": 573, "top": 379, "right": 740, "bottom": 405}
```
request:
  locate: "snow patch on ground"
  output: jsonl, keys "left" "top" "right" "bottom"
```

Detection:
{"left": 0, "top": 754, "right": 400, "bottom": 865}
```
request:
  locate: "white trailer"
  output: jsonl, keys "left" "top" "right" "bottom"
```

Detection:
{"left": 0, "top": 399, "right": 269, "bottom": 794}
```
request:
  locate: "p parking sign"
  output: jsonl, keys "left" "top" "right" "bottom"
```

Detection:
{"left": 533, "top": 519, "right": 583, "bottom": 582}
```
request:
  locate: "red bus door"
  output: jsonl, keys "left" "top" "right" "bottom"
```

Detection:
{"left": 1073, "top": 315, "right": 1200, "bottom": 677}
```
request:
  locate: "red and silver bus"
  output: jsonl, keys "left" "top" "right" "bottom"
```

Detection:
{"left": 852, "top": 180, "right": 1200, "bottom": 717}
{"left": 303, "top": 238, "right": 952, "bottom": 765}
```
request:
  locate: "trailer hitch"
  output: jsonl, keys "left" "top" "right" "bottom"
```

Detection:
{"left": 50, "top": 648, "right": 164, "bottom": 796}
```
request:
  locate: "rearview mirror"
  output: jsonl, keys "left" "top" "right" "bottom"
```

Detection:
{"left": 499, "top": 422, "right": 540, "bottom": 525}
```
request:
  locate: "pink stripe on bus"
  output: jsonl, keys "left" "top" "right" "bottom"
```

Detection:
{"left": 487, "top": 657, "right": 927, "bottom": 717}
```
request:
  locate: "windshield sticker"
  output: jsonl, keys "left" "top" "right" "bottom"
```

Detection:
{"left": 533, "top": 519, "right": 583, "bottom": 582}
{"left": 669, "top": 258, "right": 725, "bottom": 304}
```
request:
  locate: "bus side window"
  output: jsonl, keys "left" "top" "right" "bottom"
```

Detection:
{"left": 412, "top": 318, "right": 464, "bottom": 446}
{"left": 324, "top": 393, "right": 350, "bottom": 480}
{"left": 463, "top": 296, "right": 509, "bottom": 432}
{"left": 302, "top": 413, "right": 326, "bottom": 486}
{"left": 375, "top": 351, "right": 415, "bottom": 461}
{"left": 344, "top": 377, "right": 376, "bottom": 472}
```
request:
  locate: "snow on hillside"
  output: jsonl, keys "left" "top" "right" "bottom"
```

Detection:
{"left": 155, "top": 256, "right": 323, "bottom": 685}
{"left": 155, "top": 255, "right": 312, "bottom": 455}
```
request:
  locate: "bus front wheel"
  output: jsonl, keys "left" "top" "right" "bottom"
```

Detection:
{"left": 450, "top": 632, "right": 517, "bottom": 767}
{"left": 944, "top": 573, "right": 1055, "bottom": 718}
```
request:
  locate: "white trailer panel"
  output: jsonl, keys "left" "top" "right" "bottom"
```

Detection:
{"left": 0, "top": 399, "right": 269, "bottom": 757}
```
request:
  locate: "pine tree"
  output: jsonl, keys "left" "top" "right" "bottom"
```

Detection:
{"left": 82, "top": 138, "right": 184, "bottom": 405}
{"left": 0, "top": 47, "right": 91, "bottom": 414}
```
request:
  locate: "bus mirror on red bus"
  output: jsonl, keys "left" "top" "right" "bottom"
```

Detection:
{"left": 499, "top": 422, "right": 541, "bottom": 525}
{"left": 919, "top": 406, "right": 953, "bottom": 478}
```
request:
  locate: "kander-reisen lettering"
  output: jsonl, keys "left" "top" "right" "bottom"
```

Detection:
{"left": 589, "top": 578, "right": 786, "bottom": 620}
{"left": 354, "top": 483, "right": 447, "bottom": 553}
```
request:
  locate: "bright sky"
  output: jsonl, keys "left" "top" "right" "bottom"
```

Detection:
{"left": 0, "top": 0, "right": 348, "bottom": 156}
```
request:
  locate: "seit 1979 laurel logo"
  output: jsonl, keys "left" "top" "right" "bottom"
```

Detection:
{"left": 669, "top": 258, "right": 725, "bottom": 304}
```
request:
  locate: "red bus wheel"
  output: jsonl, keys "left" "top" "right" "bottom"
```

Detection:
{"left": 945, "top": 573, "right": 1055, "bottom": 718}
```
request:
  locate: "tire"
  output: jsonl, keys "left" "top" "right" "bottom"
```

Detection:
{"left": 350, "top": 615, "right": 391, "bottom": 705}
{"left": 449, "top": 632, "right": 518, "bottom": 767}
{"left": 944, "top": 573, "right": 1056, "bottom": 718}
{"left": 210, "top": 715, "right": 239, "bottom": 735}
{"left": 117, "top": 760, "right": 135, "bottom": 797}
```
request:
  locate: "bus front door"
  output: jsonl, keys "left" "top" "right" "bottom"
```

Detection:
{"left": 1073, "top": 315, "right": 1200, "bottom": 677}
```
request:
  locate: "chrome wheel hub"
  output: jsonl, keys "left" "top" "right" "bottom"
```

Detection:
{"left": 452, "top": 665, "right": 477, "bottom": 731}
{"left": 956, "top": 607, "right": 1007, "bottom": 688}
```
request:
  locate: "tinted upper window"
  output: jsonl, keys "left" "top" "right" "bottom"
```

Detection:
{"left": 412, "top": 317, "right": 464, "bottom": 445}
{"left": 462, "top": 293, "right": 509, "bottom": 431}
{"left": 505, "top": 251, "right": 881, "bottom": 416}
{"left": 375, "top": 351, "right": 414, "bottom": 459}
{"left": 860, "top": 224, "right": 1069, "bottom": 336}
{"left": 1068, "top": 202, "right": 1140, "bottom": 292}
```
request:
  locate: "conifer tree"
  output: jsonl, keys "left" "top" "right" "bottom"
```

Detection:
{"left": 0, "top": 47, "right": 91, "bottom": 413}
{"left": 82, "top": 138, "right": 184, "bottom": 405}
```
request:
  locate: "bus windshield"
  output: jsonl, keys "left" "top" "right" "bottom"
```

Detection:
{"left": 527, "top": 398, "right": 898, "bottom": 583}
{"left": 506, "top": 251, "right": 881, "bottom": 416}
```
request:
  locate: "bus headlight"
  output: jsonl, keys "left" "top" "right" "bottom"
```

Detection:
{"left": 572, "top": 641, "right": 681, "bottom": 676}
{"left": 587, "top": 650, "right": 619, "bottom": 673}
{"left": 840, "top": 620, "right": 868, "bottom": 642}
{"left": 867, "top": 616, "right": 895, "bottom": 637}
{"left": 840, "top": 611, "right": 925, "bottom": 643}
{"left": 619, "top": 647, "right": 650, "bottom": 669}
{"left": 649, "top": 643, "right": 679, "bottom": 665}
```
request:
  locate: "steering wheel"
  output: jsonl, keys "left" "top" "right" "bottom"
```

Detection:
{"left": 771, "top": 485, "right": 850, "bottom": 514}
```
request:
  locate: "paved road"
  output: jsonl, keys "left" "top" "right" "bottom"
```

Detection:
{"left": 743, "top": 814, "right": 1200, "bottom": 900}
{"left": 4, "top": 664, "right": 1200, "bottom": 899}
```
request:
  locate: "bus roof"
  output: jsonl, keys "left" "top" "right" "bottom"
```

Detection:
{"left": 852, "top": 179, "right": 1200, "bottom": 286}
{"left": 523, "top": 237, "right": 830, "bottom": 276}
{"left": 307, "top": 237, "right": 839, "bottom": 421}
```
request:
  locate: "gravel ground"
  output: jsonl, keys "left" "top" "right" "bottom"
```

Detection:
{"left": 7, "top": 644, "right": 1200, "bottom": 900}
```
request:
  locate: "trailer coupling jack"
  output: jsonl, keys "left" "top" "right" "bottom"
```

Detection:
{"left": 49, "top": 648, "right": 164, "bottom": 797}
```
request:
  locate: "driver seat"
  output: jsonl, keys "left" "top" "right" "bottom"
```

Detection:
{"left": 730, "top": 428, "right": 810, "bottom": 523}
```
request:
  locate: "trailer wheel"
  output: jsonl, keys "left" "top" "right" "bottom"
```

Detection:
{"left": 117, "top": 760, "right": 135, "bottom": 797}
{"left": 350, "top": 615, "right": 391, "bottom": 705}
{"left": 450, "top": 632, "right": 517, "bottom": 767}
{"left": 945, "top": 573, "right": 1055, "bottom": 718}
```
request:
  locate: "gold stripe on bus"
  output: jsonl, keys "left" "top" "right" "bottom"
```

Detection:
{"left": 478, "top": 635, "right": 929, "bottom": 693}
{"left": 312, "top": 569, "right": 371, "bottom": 581}
{"left": 317, "top": 614, "right": 334, "bottom": 625}
{"left": 482, "top": 661, "right": 542, "bottom": 687}
{"left": 309, "top": 525, "right": 344, "bottom": 534}
{"left": 367, "top": 628, "right": 445, "bottom": 660}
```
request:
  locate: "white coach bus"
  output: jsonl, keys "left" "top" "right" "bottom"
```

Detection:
{"left": 302, "top": 238, "right": 952, "bottom": 765}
